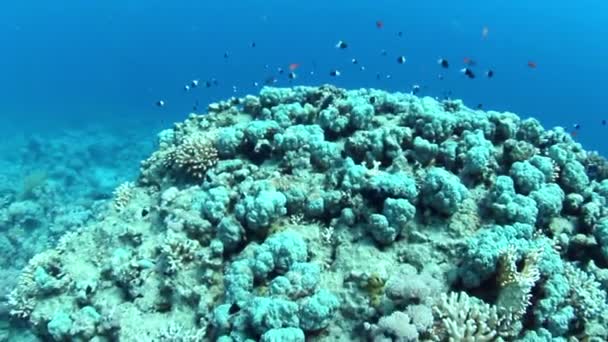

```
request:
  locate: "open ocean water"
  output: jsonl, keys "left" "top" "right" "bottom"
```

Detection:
{"left": 1, "top": 1, "right": 608, "bottom": 341}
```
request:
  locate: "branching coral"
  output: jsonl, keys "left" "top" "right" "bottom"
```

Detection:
{"left": 166, "top": 134, "right": 219, "bottom": 179}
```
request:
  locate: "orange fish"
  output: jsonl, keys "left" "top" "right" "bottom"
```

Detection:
{"left": 570, "top": 130, "right": 577, "bottom": 137}
{"left": 463, "top": 57, "right": 476, "bottom": 66}
{"left": 527, "top": 61, "right": 537, "bottom": 68}
{"left": 376, "top": 20, "right": 384, "bottom": 29}
{"left": 289, "top": 63, "right": 300, "bottom": 71}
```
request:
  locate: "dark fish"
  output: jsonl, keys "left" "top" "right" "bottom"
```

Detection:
{"left": 486, "top": 70, "right": 494, "bottom": 78}
{"left": 329, "top": 69, "right": 341, "bottom": 77}
{"left": 438, "top": 58, "right": 449, "bottom": 68}
{"left": 476, "top": 103, "right": 483, "bottom": 109}
{"left": 250, "top": 41, "right": 256, "bottom": 48}
{"left": 277, "top": 67, "right": 284, "bottom": 74}
{"left": 288, "top": 72, "right": 297, "bottom": 79}
{"left": 184, "top": 84, "right": 191, "bottom": 91}
{"left": 573, "top": 123, "right": 581, "bottom": 130}
{"left": 396, "top": 56, "right": 407, "bottom": 64}
{"left": 224, "top": 51, "right": 229, "bottom": 58}
{"left": 156, "top": 100, "right": 165, "bottom": 107}
{"left": 397, "top": 31, "right": 403, "bottom": 37}
{"left": 411, "top": 84, "right": 420, "bottom": 95}
{"left": 602, "top": 119, "right": 607, "bottom": 125}
{"left": 205, "top": 80, "right": 212, "bottom": 88}
{"left": 190, "top": 80, "right": 199, "bottom": 88}
{"left": 460, "top": 68, "right": 475, "bottom": 79}
{"left": 369, "top": 96, "right": 376, "bottom": 104}
{"left": 212, "top": 78, "right": 219, "bottom": 86}
{"left": 336, "top": 40, "right": 348, "bottom": 49}
{"left": 376, "top": 20, "right": 384, "bottom": 29}
{"left": 376, "top": 73, "right": 381, "bottom": 80}
{"left": 351, "top": 58, "right": 358, "bottom": 64}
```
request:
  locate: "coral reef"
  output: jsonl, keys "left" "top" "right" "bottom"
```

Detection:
{"left": 6, "top": 85, "right": 608, "bottom": 341}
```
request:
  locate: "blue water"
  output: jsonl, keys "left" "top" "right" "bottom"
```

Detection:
{"left": 1, "top": 0, "right": 607, "bottom": 154}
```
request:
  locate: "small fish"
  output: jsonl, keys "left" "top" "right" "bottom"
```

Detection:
{"left": 573, "top": 123, "right": 581, "bottom": 130}
{"left": 253, "top": 81, "right": 259, "bottom": 87}
{"left": 369, "top": 96, "right": 376, "bottom": 104}
{"left": 205, "top": 80, "right": 212, "bottom": 88}
{"left": 411, "top": 84, "right": 421, "bottom": 95}
{"left": 476, "top": 103, "right": 483, "bottom": 109}
{"left": 250, "top": 41, "right": 256, "bottom": 48}
{"left": 486, "top": 69, "right": 494, "bottom": 78}
{"left": 264, "top": 76, "right": 278, "bottom": 85}
{"left": 396, "top": 56, "right": 407, "bottom": 64}
{"left": 376, "top": 20, "right": 384, "bottom": 29}
{"left": 277, "top": 67, "right": 284, "bottom": 74}
{"left": 212, "top": 78, "right": 219, "bottom": 86}
{"left": 191, "top": 79, "right": 199, "bottom": 88}
{"left": 232, "top": 85, "right": 238, "bottom": 93}
{"left": 288, "top": 63, "right": 300, "bottom": 71}
{"left": 438, "top": 58, "right": 449, "bottom": 68}
{"left": 397, "top": 31, "right": 403, "bottom": 37}
{"left": 460, "top": 67, "right": 475, "bottom": 79}
{"left": 351, "top": 58, "right": 358, "bottom": 64}
{"left": 602, "top": 119, "right": 607, "bottom": 125}
{"left": 438, "top": 74, "right": 444, "bottom": 80}
{"left": 329, "top": 69, "right": 341, "bottom": 77}
{"left": 336, "top": 40, "right": 348, "bottom": 49}
{"left": 224, "top": 51, "right": 229, "bottom": 58}
{"left": 376, "top": 73, "right": 381, "bottom": 80}
{"left": 528, "top": 61, "right": 537, "bottom": 68}
{"left": 359, "top": 66, "right": 366, "bottom": 71}
{"left": 156, "top": 100, "right": 165, "bottom": 107}
{"left": 380, "top": 49, "right": 388, "bottom": 56}
{"left": 184, "top": 84, "right": 191, "bottom": 91}
{"left": 386, "top": 74, "right": 392, "bottom": 79}
{"left": 288, "top": 72, "right": 297, "bottom": 79}
{"left": 463, "top": 57, "right": 476, "bottom": 66}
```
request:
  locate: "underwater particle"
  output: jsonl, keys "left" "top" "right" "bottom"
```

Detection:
{"left": 482, "top": 26, "right": 489, "bottom": 39}
{"left": 336, "top": 40, "right": 348, "bottom": 49}
{"left": 250, "top": 41, "right": 256, "bottom": 48}
{"left": 224, "top": 51, "right": 229, "bottom": 58}
{"left": 351, "top": 58, "right": 358, "bottom": 64}
{"left": 527, "top": 61, "right": 537, "bottom": 68}
{"left": 329, "top": 69, "right": 341, "bottom": 77}
{"left": 212, "top": 78, "right": 219, "bottom": 86}
{"left": 376, "top": 20, "right": 384, "bottom": 29}
{"left": 360, "top": 66, "right": 366, "bottom": 71}
{"left": 438, "top": 58, "right": 449, "bottom": 68}
{"left": 463, "top": 57, "right": 476, "bottom": 66}
{"left": 486, "top": 69, "right": 494, "bottom": 78}
{"left": 460, "top": 67, "right": 475, "bottom": 79}
{"left": 411, "top": 84, "right": 421, "bottom": 95}
{"left": 396, "top": 56, "right": 407, "bottom": 64}
{"left": 438, "top": 74, "right": 444, "bottom": 80}
{"left": 288, "top": 63, "right": 300, "bottom": 71}
{"left": 253, "top": 81, "right": 259, "bottom": 87}
{"left": 386, "top": 74, "right": 392, "bottom": 79}
{"left": 190, "top": 79, "right": 199, "bottom": 88}
{"left": 156, "top": 100, "right": 165, "bottom": 107}
{"left": 288, "top": 72, "right": 297, "bottom": 79}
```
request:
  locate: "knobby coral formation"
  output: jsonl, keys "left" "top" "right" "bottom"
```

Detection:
{"left": 6, "top": 85, "right": 608, "bottom": 341}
